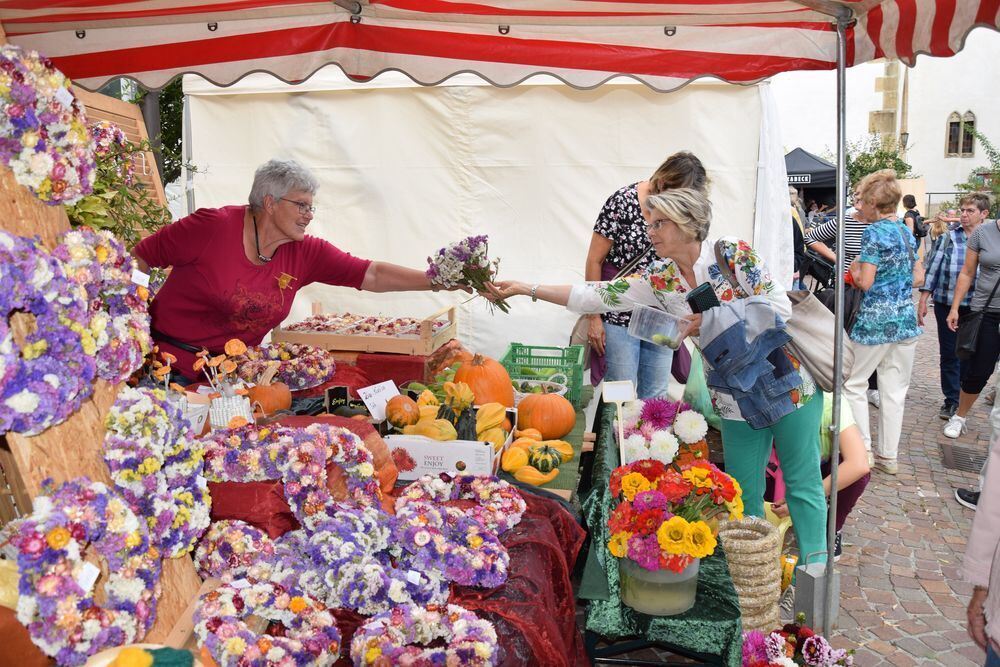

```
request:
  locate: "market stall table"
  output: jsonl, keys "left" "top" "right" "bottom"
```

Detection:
{"left": 578, "top": 404, "right": 743, "bottom": 666}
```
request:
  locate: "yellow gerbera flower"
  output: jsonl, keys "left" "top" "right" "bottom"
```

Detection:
{"left": 45, "top": 527, "right": 71, "bottom": 550}
{"left": 684, "top": 521, "right": 718, "bottom": 559}
{"left": 681, "top": 467, "right": 713, "bottom": 489}
{"left": 608, "top": 531, "right": 631, "bottom": 558}
{"left": 656, "top": 516, "right": 689, "bottom": 555}
{"left": 620, "top": 472, "right": 651, "bottom": 501}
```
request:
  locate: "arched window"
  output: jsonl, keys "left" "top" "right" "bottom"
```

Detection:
{"left": 946, "top": 111, "right": 976, "bottom": 157}
{"left": 962, "top": 111, "right": 976, "bottom": 156}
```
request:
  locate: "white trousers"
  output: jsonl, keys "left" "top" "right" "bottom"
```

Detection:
{"left": 843, "top": 336, "right": 918, "bottom": 461}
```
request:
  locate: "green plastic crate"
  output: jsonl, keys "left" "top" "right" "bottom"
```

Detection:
{"left": 500, "top": 343, "right": 586, "bottom": 408}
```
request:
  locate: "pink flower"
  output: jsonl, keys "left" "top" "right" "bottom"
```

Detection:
{"left": 21, "top": 534, "right": 45, "bottom": 555}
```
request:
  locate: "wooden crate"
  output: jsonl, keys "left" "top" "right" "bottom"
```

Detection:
{"left": 271, "top": 304, "right": 458, "bottom": 355}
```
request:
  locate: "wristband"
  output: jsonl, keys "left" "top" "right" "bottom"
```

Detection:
{"left": 530, "top": 285, "right": 539, "bottom": 302}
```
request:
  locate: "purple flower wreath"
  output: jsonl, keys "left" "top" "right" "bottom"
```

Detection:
{"left": 103, "top": 387, "right": 210, "bottom": 558}
{"left": 12, "top": 477, "right": 161, "bottom": 666}
{"left": 54, "top": 227, "right": 152, "bottom": 384}
{"left": 395, "top": 473, "right": 526, "bottom": 535}
{"left": 194, "top": 579, "right": 342, "bottom": 667}
{"left": 194, "top": 520, "right": 277, "bottom": 581}
{"left": 0, "top": 44, "right": 95, "bottom": 205}
{"left": 350, "top": 603, "right": 499, "bottom": 666}
{"left": 235, "top": 342, "right": 337, "bottom": 391}
{"left": 0, "top": 230, "right": 96, "bottom": 435}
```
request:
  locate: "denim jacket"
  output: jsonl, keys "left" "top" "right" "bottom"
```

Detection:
{"left": 700, "top": 298, "right": 801, "bottom": 429}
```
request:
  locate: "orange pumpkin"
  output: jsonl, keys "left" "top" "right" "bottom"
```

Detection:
{"left": 453, "top": 354, "right": 515, "bottom": 407}
{"left": 516, "top": 393, "right": 575, "bottom": 439}
{"left": 385, "top": 395, "right": 420, "bottom": 428}
{"left": 247, "top": 362, "right": 291, "bottom": 415}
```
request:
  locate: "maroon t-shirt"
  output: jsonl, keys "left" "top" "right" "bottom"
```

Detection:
{"left": 134, "top": 205, "right": 371, "bottom": 379}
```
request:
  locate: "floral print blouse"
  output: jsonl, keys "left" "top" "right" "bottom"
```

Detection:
{"left": 567, "top": 237, "right": 817, "bottom": 422}
{"left": 850, "top": 218, "right": 922, "bottom": 346}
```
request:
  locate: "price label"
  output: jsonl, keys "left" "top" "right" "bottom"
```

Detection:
{"left": 357, "top": 381, "right": 400, "bottom": 422}
{"left": 406, "top": 570, "right": 423, "bottom": 585}
{"left": 54, "top": 86, "right": 74, "bottom": 109}
{"left": 77, "top": 562, "right": 101, "bottom": 593}
{"left": 230, "top": 578, "right": 251, "bottom": 589}
{"left": 131, "top": 268, "right": 151, "bottom": 288}
{"left": 32, "top": 496, "right": 53, "bottom": 516}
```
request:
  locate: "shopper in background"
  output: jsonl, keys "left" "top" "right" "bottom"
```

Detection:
{"left": 582, "top": 151, "right": 707, "bottom": 397}
{"left": 842, "top": 170, "right": 921, "bottom": 476}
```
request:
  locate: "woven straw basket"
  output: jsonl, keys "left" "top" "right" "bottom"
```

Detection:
{"left": 718, "top": 517, "right": 782, "bottom": 632}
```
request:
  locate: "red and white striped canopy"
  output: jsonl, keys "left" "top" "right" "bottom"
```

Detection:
{"left": 1, "top": 0, "right": 997, "bottom": 92}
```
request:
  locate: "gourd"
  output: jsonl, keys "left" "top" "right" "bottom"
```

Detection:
{"left": 418, "top": 405, "right": 439, "bottom": 422}
{"left": 509, "top": 437, "right": 538, "bottom": 451}
{"left": 475, "top": 403, "right": 506, "bottom": 434}
{"left": 443, "top": 381, "right": 475, "bottom": 411}
{"left": 501, "top": 447, "right": 529, "bottom": 473}
{"left": 478, "top": 427, "right": 506, "bottom": 453}
{"left": 514, "top": 428, "right": 543, "bottom": 441}
{"left": 385, "top": 395, "right": 420, "bottom": 428}
{"left": 436, "top": 402, "right": 457, "bottom": 424}
{"left": 453, "top": 354, "right": 515, "bottom": 407}
{"left": 514, "top": 465, "right": 559, "bottom": 486}
{"left": 402, "top": 419, "right": 458, "bottom": 441}
{"left": 516, "top": 393, "right": 575, "bottom": 440}
{"left": 247, "top": 362, "right": 292, "bottom": 415}
{"left": 527, "top": 443, "right": 562, "bottom": 474}
{"left": 455, "top": 406, "right": 477, "bottom": 440}
{"left": 416, "top": 390, "right": 439, "bottom": 408}
{"left": 542, "top": 440, "right": 574, "bottom": 463}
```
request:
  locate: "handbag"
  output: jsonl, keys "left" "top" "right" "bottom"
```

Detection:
{"left": 814, "top": 279, "right": 864, "bottom": 334}
{"left": 956, "top": 277, "right": 1000, "bottom": 360}
{"left": 570, "top": 245, "right": 651, "bottom": 368}
{"left": 713, "top": 240, "right": 853, "bottom": 393}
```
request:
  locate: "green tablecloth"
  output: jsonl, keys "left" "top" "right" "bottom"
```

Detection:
{"left": 579, "top": 404, "right": 743, "bottom": 666}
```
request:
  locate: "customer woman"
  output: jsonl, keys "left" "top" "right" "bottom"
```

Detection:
{"left": 842, "top": 170, "right": 921, "bottom": 475}
{"left": 135, "top": 158, "right": 443, "bottom": 380}
{"left": 943, "top": 196, "right": 1000, "bottom": 439}
{"left": 583, "top": 151, "right": 707, "bottom": 398}
{"left": 491, "top": 187, "right": 828, "bottom": 562}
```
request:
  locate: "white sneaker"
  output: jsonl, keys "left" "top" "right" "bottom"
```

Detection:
{"left": 867, "top": 390, "right": 881, "bottom": 408}
{"left": 943, "top": 415, "right": 967, "bottom": 439}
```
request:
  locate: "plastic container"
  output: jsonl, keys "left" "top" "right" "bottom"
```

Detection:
{"left": 627, "top": 305, "right": 691, "bottom": 350}
{"left": 619, "top": 557, "right": 700, "bottom": 616}
{"left": 500, "top": 343, "right": 585, "bottom": 408}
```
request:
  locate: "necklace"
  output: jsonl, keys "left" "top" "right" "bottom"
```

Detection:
{"left": 252, "top": 213, "right": 272, "bottom": 263}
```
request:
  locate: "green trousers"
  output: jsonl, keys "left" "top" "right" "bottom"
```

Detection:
{"left": 720, "top": 393, "right": 828, "bottom": 564}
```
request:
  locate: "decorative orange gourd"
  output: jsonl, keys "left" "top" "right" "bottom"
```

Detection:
{"left": 385, "top": 395, "right": 421, "bottom": 428}
{"left": 453, "top": 354, "right": 515, "bottom": 407}
{"left": 248, "top": 363, "right": 292, "bottom": 415}
{"left": 516, "top": 393, "right": 575, "bottom": 439}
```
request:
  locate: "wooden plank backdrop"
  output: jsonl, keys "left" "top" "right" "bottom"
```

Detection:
{"left": 0, "top": 25, "right": 200, "bottom": 646}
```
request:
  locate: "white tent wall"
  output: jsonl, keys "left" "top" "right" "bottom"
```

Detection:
{"left": 184, "top": 71, "right": 785, "bottom": 359}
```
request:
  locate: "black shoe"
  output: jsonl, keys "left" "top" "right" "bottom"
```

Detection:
{"left": 955, "top": 488, "right": 980, "bottom": 510}
{"left": 834, "top": 531, "right": 842, "bottom": 561}
{"left": 939, "top": 402, "right": 958, "bottom": 420}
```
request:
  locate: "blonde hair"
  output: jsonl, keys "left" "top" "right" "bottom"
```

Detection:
{"left": 649, "top": 151, "right": 708, "bottom": 194}
{"left": 855, "top": 169, "right": 902, "bottom": 214}
{"left": 928, "top": 215, "right": 950, "bottom": 240}
{"left": 646, "top": 188, "right": 712, "bottom": 242}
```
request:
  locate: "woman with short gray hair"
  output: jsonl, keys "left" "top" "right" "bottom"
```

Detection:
{"left": 134, "top": 158, "right": 441, "bottom": 380}
{"left": 489, "top": 187, "right": 829, "bottom": 565}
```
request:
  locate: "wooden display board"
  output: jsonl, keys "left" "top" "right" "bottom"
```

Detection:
{"left": 0, "top": 40, "right": 200, "bottom": 646}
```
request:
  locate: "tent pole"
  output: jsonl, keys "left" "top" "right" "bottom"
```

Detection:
{"left": 825, "top": 11, "right": 851, "bottom": 638}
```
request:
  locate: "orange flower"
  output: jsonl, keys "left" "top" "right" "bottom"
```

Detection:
{"left": 193, "top": 358, "right": 206, "bottom": 372}
{"left": 153, "top": 366, "right": 170, "bottom": 379}
{"left": 45, "top": 527, "right": 71, "bottom": 550}
{"left": 136, "top": 285, "right": 149, "bottom": 301}
{"left": 224, "top": 339, "right": 248, "bottom": 356}
{"left": 257, "top": 638, "right": 272, "bottom": 653}
{"left": 288, "top": 596, "right": 308, "bottom": 614}
{"left": 227, "top": 416, "right": 249, "bottom": 428}
{"left": 196, "top": 349, "right": 210, "bottom": 358}
{"left": 207, "top": 355, "right": 226, "bottom": 368}
{"left": 221, "top": 360, "right": 238, "bottom": 374}
{"left": 161, "top": 352, "right": 178, "bottom": 365}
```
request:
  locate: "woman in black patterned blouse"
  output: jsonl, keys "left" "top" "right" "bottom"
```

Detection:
{"left": 583, "top": 151, "right": 707, "bottom": 397}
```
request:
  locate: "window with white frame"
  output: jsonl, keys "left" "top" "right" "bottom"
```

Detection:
{"left": 946, "top": 110, "right": 976, "bottom": 157}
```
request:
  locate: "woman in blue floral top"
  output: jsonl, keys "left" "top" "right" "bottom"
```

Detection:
{"left": 843, "top": 169, "right": 921, "bottom": 476}
{"left": 491, "top": 187, "right": 828, "bottom": 564}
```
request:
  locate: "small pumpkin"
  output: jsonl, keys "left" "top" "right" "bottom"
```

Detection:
{"left": 453, "top": 354, "right": 515, "bottom": 407}
{"left": 501, "top": 447, "right": 529, "bottom": 473}
{"left": 514, "top": 465, "right": 559, "bottom": 486}
{"left": 514, "top": 428, "right": 543, "bottom": 441}
{"left": 516, "top": 393, "right": 575, "bottom": 439}
{"left": 386, "top": 395, "right": 420, "bottom": 428}
{"left": 528, "top": 443, "right": 562, "bottom": 474}
{"left": 542, "top": 439, "right": 574, "bottom": 463}
{"left": 510, "top": 437, "right": 538, "bottom": 451}
{"left": 247, "top": 362, "right": 291, "bottom": 415}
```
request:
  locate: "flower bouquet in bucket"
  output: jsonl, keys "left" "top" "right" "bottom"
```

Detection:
{"left": 426, "top": 235, "right": 510, "bottom": 313}
{"left": 607, "top": 458, "right": 743, "bottom": 616}
{"left": 618, "top": 397, "right": 710, "bottom": 465}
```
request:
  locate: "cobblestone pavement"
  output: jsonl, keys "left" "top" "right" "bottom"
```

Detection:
{"left": 831, "top": 311, "right": 988, "bottom": 666}
{"left": 578, "top": 310, "right": 991, "bottom": 666}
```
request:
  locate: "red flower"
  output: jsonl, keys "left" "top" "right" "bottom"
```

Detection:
{"left": 709, "top": 470, "right": 737, "bottom": 503}
{"left": 391, "top": 447, "right": 417, "bottom": 472}
{"left": 632, "top": 509, "right": 666, "bottom": 535}
{"left": 631, "top": 459, "right": 667, "bottom": 482}
{"left": 608, "top": 504, "right": 635, "bottom": 534}
{"left": 650, "top": 274, "right": 669, "bottom": 290}
{"left": 656, "top": 470, "right": 692, "bottom": 503}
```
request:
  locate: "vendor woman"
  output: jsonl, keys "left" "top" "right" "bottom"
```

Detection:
{"left": 134, "top": 158, "right": 441, "bottom": 380}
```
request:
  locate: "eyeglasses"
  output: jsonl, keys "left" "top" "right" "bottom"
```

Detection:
{"left": 645, "top": 219, "right": 670, "bottom": 233}
{"left": 280, "top": 197, "right": 316, "bottom": 214}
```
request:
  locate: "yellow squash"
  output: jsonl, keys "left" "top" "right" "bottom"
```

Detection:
{"left": 479, "top": 427, "right": 507, "bottom": 452}
{"left": 416, "top": 390, "right": 439, "bottom": 408}
{"left": 542, "top": 440, "right": 574, "bottom": 463}
{"left": 501, "top": 447, "right": 529, "bottom": 473}
{"left": 514, "top": 465, "right": 559, "bottom": 486}
{"left": 475, "top": 403, "right": 507, "bottom": 433}
{"left": 402, "top": 419, "right": 457, "bottom": 441}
